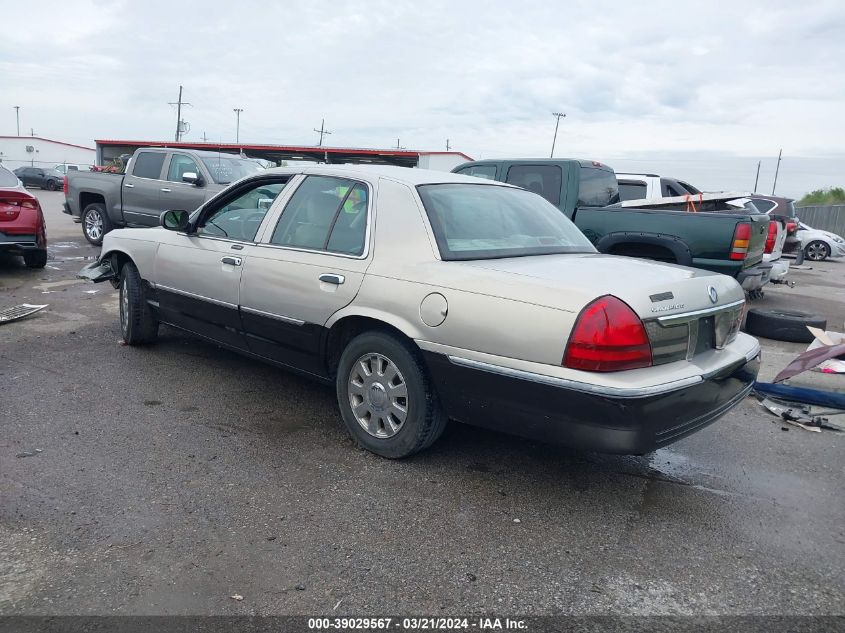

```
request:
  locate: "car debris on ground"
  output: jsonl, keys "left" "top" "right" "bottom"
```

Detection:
{"left": 0, "top": 303, "right": 48, "bottom": 324}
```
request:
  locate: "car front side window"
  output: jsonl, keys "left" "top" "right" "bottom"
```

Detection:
{"left": 167, "top": 154, "right": 201, "bottom": 183}
{"left": 197, "top": 180, "right": 288, "bottom": 242}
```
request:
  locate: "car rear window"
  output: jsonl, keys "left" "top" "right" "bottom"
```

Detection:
{"left": 0, "top": 166, "right": 18, "bottom": 187}
{"left": 417, "top": 183, "right": 596, "bottom": 261}
{"left": 505, "top": 165, "right": 562, "bottom": 205}
{"left": 617, "top": 181, "right": 647, "bottom": 201}
{"left": 132, "top": 152, "right": 166, "bottom": 179}
{"left": 578, "top": 167, "right": 620, "bottom": 207}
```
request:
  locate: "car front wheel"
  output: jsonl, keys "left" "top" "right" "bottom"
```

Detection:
{"left": 119, "top": 262, "right": 159, "bottom": 345}
{"left": 336, "top": 331, "right": 447, "bottom": 458}
{"left": 82, "top": 203, "right": 112, "bottom": 246}
{"left": 45, "top": 180, "right": 58, "bottom": 191}
{"left": 804, "top": 240, "right": 830, "bottom": 261}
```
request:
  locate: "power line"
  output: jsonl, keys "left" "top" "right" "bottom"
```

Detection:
{"left": 550, "top": 112, "right": 566, "bottom": 158}
{"left": 314, "top": 118, "right": 332, "bottom": 146}
{"left": 168, "top": 85, "right": 192, "bottom": 142}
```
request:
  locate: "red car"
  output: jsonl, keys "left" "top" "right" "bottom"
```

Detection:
{"left": 0, "top": 165, "right": 47, "bottom": 268}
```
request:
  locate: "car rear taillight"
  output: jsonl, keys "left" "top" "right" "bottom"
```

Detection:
{"left": 764, "top": 220, "right": 778, "bottom": 254}
{"left": 0, "top": 192, "right": 38, "bottom": 221}
{"left": 786, "top": 221, "right": 797, "bottom": 235}
{"left": 63, "top": 175, "right": 68, "bottom": 196}
{"left": 729, "top": 222, "right": 752, "bottom": 260}
{"left": 563, "top": 295, "right": 652, "bottom": 372}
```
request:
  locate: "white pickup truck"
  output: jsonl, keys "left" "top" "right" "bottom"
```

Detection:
{"left": 616, "top": 173, "right": 701, "bottom": 201}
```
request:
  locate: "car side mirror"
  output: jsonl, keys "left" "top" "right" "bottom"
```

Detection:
{"left": 182, "top": 172, "right": 203, "bottom": 186}
{"left": 160, "top": 209, "right": 190, "bottom": 232}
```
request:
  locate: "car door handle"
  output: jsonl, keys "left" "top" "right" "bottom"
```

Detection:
{"left": 319, "top": 273, "right": 345, "bottom": 285}
{"left": 161, "top": 188, "right": 171, "bottom": 193}
{"left": 221, "top": 256, "right": 242, "bottom": 266}
{"left": 124, "top": 183, "right": 134, "bottom": 188}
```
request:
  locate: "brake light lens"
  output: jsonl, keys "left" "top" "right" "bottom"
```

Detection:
{"left": 786, "top": 221, "right": 797, "bottom": 235}
{"left": 764, "top": 220, "right": 778, "bottom": 254}
{"left": 63, "top": 175, "right": 68, "bottom": 196}
{"left": 729, "top": 222, "right": 752, "bottom": 260}
{"left": 563, "top": 295, "right": 653, "bottom": 372}
{"left": 0, "top": 192, "right": 39, "bottom": 221}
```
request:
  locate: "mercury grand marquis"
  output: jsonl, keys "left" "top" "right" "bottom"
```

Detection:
{"left": 79, "top": 165, "right": 760, "bottom": 458}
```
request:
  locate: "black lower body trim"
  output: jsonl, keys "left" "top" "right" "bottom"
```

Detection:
{"left": 422, "top": 352, "right": 760, "bottom": 454}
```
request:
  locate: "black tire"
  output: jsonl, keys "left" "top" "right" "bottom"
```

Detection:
{"left": 23, "top": 249, "right": 47, "bottom": 269}
{"left": 82, "top": 203, "right": 112, "bottom": 246}
{"left": 336, "top": 331, "right": 447, "bottom": 458}
{"left": 804, "top": 240, "right": 830, "bottom": 262}
{"left": 45, "top": 179, "right": 58, "bottom": 191}
{"left": 119, "top": 262, "right": 159, "bottom": 345}
{"left": 744, "top": 308, "right": 826, "bottom": 343}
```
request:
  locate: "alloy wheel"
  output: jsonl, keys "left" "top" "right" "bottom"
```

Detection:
{"left": 347, "top": 353, "right": 409, "bottom": 438}
{"left": 85, "top": 209, "right": 104, "bottom": 242}
{"left": 805, "top": 241, "right": 829, "bottom": 261}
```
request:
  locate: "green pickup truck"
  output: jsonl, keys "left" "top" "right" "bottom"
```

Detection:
{"left": 451, "top": 159, "right": 771, "bottom": 291}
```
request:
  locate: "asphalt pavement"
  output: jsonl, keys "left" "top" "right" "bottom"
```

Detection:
{"left": 1, "top": 190, "right": 843, "bottom": 616}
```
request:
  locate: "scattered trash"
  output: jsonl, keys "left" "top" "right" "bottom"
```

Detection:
{"left": 16, "top": 449, "right": 43, "bottom": 458}
{"left": 466, "top": 573, "right": 477, "bottom": 582}
{"left": 295, "top": 584, "right": 306, "bottom": 591}
{"left": 83, "top": 290, "right": 99, "bottom": 295}
{"left": 266, "top": 536, "right": 277, "bottom": 541}
{"left": 759, "top": 398, "right": 844, "bottom": 432}
{"left": 513, "top": 518, "right": 521, "bottom": 524}
{"left": 805, "top": 327, "right": 845, "bottom": 374}
{"left": 230, "top": 594, "right": 243, "bottom": 601}
{"left": 333, "top": 599, "right": 343, "bottom": 611}
{"left": 0, "top": 304, "right": 48, "bottom": 325}
{"left": 754, "top": 382, "right": 845, "bottom": 410}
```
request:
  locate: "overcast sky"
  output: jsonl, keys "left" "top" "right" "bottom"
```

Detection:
{"left": 2, "top": 0, "right": 844, "bottom": 197}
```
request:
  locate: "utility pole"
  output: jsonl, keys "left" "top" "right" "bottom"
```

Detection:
{"left": 30, "top": 128, "right": 35, "bottom": 137}
{"left": 550, "top": 112, "right": 566, "bottom": 158}
{"left": 395, "top": 138, "right": 405, "bottom": 150}
{"left": 233, "top": 108, "right": 244, "bottom": 143}
{"left": 313, "top": 118, "right": 331, "bottom": 146}
{"left": 168, "top": 86, "right": 191, "bottom": 142}
{"left": 13, "top": 106, "right": 20, "bottom": 136}
{"left": 753, "top": 160, "right": 761, "bottom": 193}
{"left": 771, "top": 149, "right": 782, "bottom": 195}
{"left": 202, "top": 131, "right": 209, "bottom": 143}
{"left": 446, "top": 138, "right": 451, "bottom": 151}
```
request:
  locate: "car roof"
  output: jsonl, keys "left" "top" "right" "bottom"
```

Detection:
{"left": 257, "top": 164, "right": 520, "bottom": 187}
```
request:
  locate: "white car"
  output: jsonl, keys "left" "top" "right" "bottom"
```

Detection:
{"left": 79, "top": 165, "right": 761, "bottom": 458}
{"left": 797, "top": 222, "right": 845, "bottom": 261}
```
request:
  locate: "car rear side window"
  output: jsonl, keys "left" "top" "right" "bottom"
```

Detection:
{"left": 456, "top": 165, "right": 497, "bottom": 180}
{"left": 132, "top": 152, "right": 166, "bottom": 180}
{"left": 617, "top": 181, "right": 647, "bottom": 201}
{"left": 270, "top": 176, "right": 369, "bottom": 255}
{"left": 505, "top": 165, "right": 562, "bottom": 205}
{"left": 577, "top": 167, "right": 620, "bottom": 207}
{"left": 752, "top": 199, "right": 776, "bottom": 213}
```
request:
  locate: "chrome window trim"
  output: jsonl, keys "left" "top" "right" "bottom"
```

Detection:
{"left": 240, "top": 306, "right": 305, "bottom": 326}
{"left": 656, "top": 299, "right": 745, "bottom": 325}
{"left": 447, "top": 356, "right": 703, "bottom": 399}
{"left": 155, "top": 284, "right": 237, "bottom": 310}
{"left": 261, "top": 175, "right": 373, "bottom": 260}
{"left": 184, "top": 233, "right": 256, "bottom": 247}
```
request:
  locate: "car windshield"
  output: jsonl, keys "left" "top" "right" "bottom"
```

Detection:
{"left": 200, "top": 156, "right": 263, "bottom": 185}
{"left": 417, "top": 183, "right": 596, "bottom": 261}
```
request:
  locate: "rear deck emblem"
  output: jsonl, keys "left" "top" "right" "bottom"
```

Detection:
{"left": 708, "top": 286, "right": 718, "bottom": 304}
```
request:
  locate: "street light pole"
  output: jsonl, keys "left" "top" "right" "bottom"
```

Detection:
{"left": 233, "top": 108, "right": 244, "bottom": 144}
{"left": 550, "top": 112, "right": 566, "bottom": 158}
{"left": 13, "top": 106, "right": 20, "bottom": 136}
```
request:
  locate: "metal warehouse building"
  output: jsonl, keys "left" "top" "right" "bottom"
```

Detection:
{"left": 95, "top": 140, "right": 471, "bottom": 171}
{"left": 0, "top": 136, "right": 96, "bottom": 170}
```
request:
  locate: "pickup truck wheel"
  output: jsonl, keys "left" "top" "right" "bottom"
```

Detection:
{"left": 804, "top": 240, "right": 830, "bottom": 261}
{"left": 336, "top": 331, "right": 447, "bottom": 458}
{"left": 82, "top": 203, "right": 111, "bottom": 246}
{"left": 23, "top": 249, "right": 48, "bottom": 269}
{"left": 119, "top": 262, "right": 159, "bottom": 345}
{"left": 744, "top": 308, "right": 826, "bottom": 343}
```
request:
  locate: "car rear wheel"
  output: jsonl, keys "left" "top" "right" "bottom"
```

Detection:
{"left": 45, "top": 180, "right": 58, "bottom": 191}
{"left": 23, "top": 249, "right": 47, "bottom": 269}
{"left": 804, "top": 240, "right": 830, "bottom": 261}
{"left": 119, "top": 261, "right": 159, "bottom": 345}
{"left": 744, "top": 308, "right": 826, "bottom": 343}
{"left": 336, "top": 331, "right": 447, "bottom": 458}
{"left": 82, "top": 203, "right": 111, "bottom": 246}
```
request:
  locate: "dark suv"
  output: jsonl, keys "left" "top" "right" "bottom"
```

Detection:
{"left": 13, "top": 166, "right": 64, "bottom": 191}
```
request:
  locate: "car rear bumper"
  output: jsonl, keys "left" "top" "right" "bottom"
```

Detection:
{"left": 0, "top": 233, "right": 42, "bottom": 255}
{"left": 423, "top": 349, "right": 760, "bottom": 454}
{"left": 737, "top": 261, "right": 772, "bottom": 291}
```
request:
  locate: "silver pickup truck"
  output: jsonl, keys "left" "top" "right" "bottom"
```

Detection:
{"left": 63, "top": 147, "right": 263, "bottom": 245}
